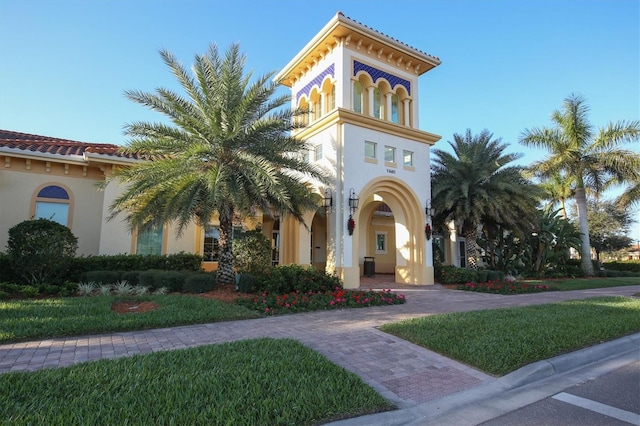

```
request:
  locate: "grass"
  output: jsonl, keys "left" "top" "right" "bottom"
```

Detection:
{"left": 380, "top": 296, "right": 640, "bottom": 376}
{"left": 0, "top": 338, "right": 393, "bottom": 425}
{"left": 0, "top": 295, "right": 260, "bottom": 344}
{"left": 542, "top": 276, "right": 640, "bottom": 291}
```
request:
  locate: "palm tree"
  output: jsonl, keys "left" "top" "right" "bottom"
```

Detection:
{"left": 519, "top": 93, "right": 640, "bottom": 275}
{"left": 432, "top": 129, "right": 541, "bottom": 270}
{"left": 538, "top": 171, "right": 575, "bottom": 219}
{"left": 616, "top": 178, "right": 640, "bottom": 209}
{"left": 106, "top": 43, "right": 328, "bottom": 284}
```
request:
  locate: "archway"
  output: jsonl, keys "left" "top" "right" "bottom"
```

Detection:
{"left": 352, "top": 177, "right": 431, "bottom": 285}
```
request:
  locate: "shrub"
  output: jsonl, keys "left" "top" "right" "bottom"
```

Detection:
{"left": 68, "top": 253, "right": 204, "bottom": 282}
{"left": 254, "top": 265, "right": 342, "bottom": 294}
{"left": 139, "top": 270, "right": 188, "bottom": 292}
{"left": 436, "top": 265, "right": 478, "bottom": 284}
{"left": 121, "top": 270, "right": 140, "bottom": 286}
{"left": 80, "top": 270, "right": 121, "bottom": 285}
{"left": 19, "top": 285, "right": 39, "bottom": 298}
{"left": 6, "top": 219, "right": 78, "bottom": 285}
{"left": 476, "top": 270, "right": 489, "bottom": 283}
{"left": 237, "top": 273, "right": 257, "bottom": 293}
{"left": 0, "top": 253, "right": 20, "bottom": 284}
{"left": 182, "top": 273, "right": 217, "bottom": 293}
{"left": 486, "top": 270, "right": 505, "bottom": 282}
{"left": 233, "top": 230, "right": 271, "bottom": 275}
{"left": 603, "top": 261, "right": 640, "bottom": 273}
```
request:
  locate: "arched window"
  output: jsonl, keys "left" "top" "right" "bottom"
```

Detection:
{"left": 353, "top": 81, "right": 363, "bottom": 113}
{"left": 329, "top": 85, "right": 336, "bottom": 110}
{"left": 34, "top": 184, "right": 70, "bottom": 226}
{"left": 391, "top": 94, "right": 399, "bottom": 123}
{"left": 373, "top": 88, "right": 382, "bottom": 119}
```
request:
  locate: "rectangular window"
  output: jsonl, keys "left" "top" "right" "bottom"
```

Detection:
{"left": 384, "top": 146, "right": 395, "bottom": 163}
{"left": 376, "top": 232, "right": 387, "bottom": 254}
{"left": 303, "top": 149, "right": 310, "bottom": 163}
{"left": 204, "top": 224, "right": 220, "bottom": 261}
{"left": 365, "top": 141, "right": 376, "bottom": 159}
{"left": 136, "top": 224, "right": 163, "bottom": 256}
{"left": 403, "top": 150, "right": 413, "bottom": 167}
{"left": 314, "top": 144, "right": 323, "bottom": 161}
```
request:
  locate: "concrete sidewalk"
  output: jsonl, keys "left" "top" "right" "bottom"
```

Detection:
{"left": 1, "top": 278, "right": 639, "bottom": 424}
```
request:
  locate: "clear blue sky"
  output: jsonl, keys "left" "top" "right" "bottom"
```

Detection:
{"left": 1, "top": 0, "right": 639, "bottom": 239}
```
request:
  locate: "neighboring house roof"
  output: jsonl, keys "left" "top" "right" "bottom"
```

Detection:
{"left": 0, "top": 130, "right": 140, "bottom": 163}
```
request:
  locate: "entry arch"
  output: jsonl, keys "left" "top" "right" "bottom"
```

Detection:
{"left": 353, "top": 176, "right": 429, "bottom": 285}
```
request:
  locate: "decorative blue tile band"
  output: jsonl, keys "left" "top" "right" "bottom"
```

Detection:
{"left": 296, "top": 64, "right": 335, "bottom": 103}
{"left": 353, "top": 60, "right": 410, "bottom": 95}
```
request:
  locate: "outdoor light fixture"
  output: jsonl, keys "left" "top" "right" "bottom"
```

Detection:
{"left": 425, "top": 201, "right": 435, "bottom": 217}
{"left": 348, "top": 188, "right": 360, "bottom": 214}
{"left": 323, "top": 188, "right": 333, "bottom": 214}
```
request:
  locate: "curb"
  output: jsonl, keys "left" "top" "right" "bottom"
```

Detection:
{"left": 328, "top": 332, "right": 640, "bottom": 426}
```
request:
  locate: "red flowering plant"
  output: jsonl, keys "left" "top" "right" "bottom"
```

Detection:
{"left": 347, "top": 215, "right": 355, "bottom": 235}
{"left": 235, "top": 287, "right": 406, "bottom": 316}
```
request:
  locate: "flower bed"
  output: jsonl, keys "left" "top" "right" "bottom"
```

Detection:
{"left": 456, "top": 280, "right": 556, "bottom": 295}
{"left": 235, "top": 288, "right": 406, "bottom": 315}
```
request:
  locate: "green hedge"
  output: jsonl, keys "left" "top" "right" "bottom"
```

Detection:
{"left": 603, "top": 261, "right": 640, "bottom": 273}
{"left": 436, "top": 265, "right": 478, "bottom": 284}
{"left": 182, "top": 273, "right": 217, "bottom": 293}
{"left": 253, "top": 265, "right": 342, "bottom": 294}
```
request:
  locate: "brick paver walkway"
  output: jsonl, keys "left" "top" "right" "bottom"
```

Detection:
{"left": 2, "top": 276, "right": 638, "bottom": 408}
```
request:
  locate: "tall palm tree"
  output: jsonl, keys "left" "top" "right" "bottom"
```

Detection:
{"left": 106, "top": 43, "right": 328, "bottom": 284}
{"left": 432, "top": 129, "right": 541, "bottom": 270}
{"left": 519, "top": 93, "right": 640, "bottom": 275}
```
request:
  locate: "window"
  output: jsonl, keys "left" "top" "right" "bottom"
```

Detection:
{"left": 365, "top": 141, "right": 376, "bottom": 159}
{"left": 204, "top": 224, "right": 220, "bottom": 261}
{"left": 329, "top": 85, "right": 336, "bottom": 111}
{"left": 353, "top": 81, "right": 363, "bottom": 113}
{"left": 373, "top": 88, "right": 382, "bottom": 119}
{"left": 302, "top": 149, "right": 310, "bottom": 163}
{"left": 34, "top": 185, "right": 70, "bottom": 226}
{"left": 314, "top": 144, "right": 323, "bottom": 161}
{"left": 136, "top": 224, "right": 163, "bottom": 255}
{"left": 375, "top": 232, "right": 387, "bottom": 254}
{"left": 391, "top": 94, "right": 399, "bottom": 123}
{"left": 384, "top": 146, "right": 395, "bottom": 163}
{"left": 403, "top": 150, "right": 413, "bottom": 167}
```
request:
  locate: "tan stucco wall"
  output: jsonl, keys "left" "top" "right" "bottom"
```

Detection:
{"left": 0, "top": 162, "right": 105, "bottom": 256}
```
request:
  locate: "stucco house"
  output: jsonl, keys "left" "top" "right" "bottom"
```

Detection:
{"left": 0, "top": 12, "right": 455, "bottom": 288}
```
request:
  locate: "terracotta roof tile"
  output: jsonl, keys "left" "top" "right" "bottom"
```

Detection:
{"left": 0, "top": 130, "right": 132, "bottom": 158}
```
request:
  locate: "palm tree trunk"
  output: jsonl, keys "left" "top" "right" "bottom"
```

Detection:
{"left": 575, "top": 187, "right": 595, "bottom": 276}
{"left": 463, "top": 228, "right": 479, "bottom": 270}
{"left": 217, "top": 208, "right": 236, "bottom": 285}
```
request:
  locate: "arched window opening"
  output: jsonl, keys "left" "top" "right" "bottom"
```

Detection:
{"left": 353, "top": 81, "right": 363, "bottom": 113}
{"left": 391, "top": 94, "right": 399, "bottom": 123}
{"left": 373, "top": 88, "right": 382, "bottom": 119}
{"left": 34, "top": 184, "right": 70, "bottom": 226}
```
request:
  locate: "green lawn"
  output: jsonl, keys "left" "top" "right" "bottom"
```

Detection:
{"left": 0, "top": 295, "right": 260, "bottom": 344}
{"left": 380, "top": 296, "right": 640, "bottom": 376}
{"left": 543, "top": 276, "right": 640, "bottom": 291}
{"left": 0, "top": 338, "right": 393, "bottom": 425}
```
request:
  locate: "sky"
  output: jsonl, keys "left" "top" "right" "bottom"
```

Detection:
{"left": 1, "top": 0, "right": 639, "bottom": 240}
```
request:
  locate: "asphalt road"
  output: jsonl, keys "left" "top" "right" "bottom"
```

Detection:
{"left": 480, "top": 361, "right": 640, "bottom": 426}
